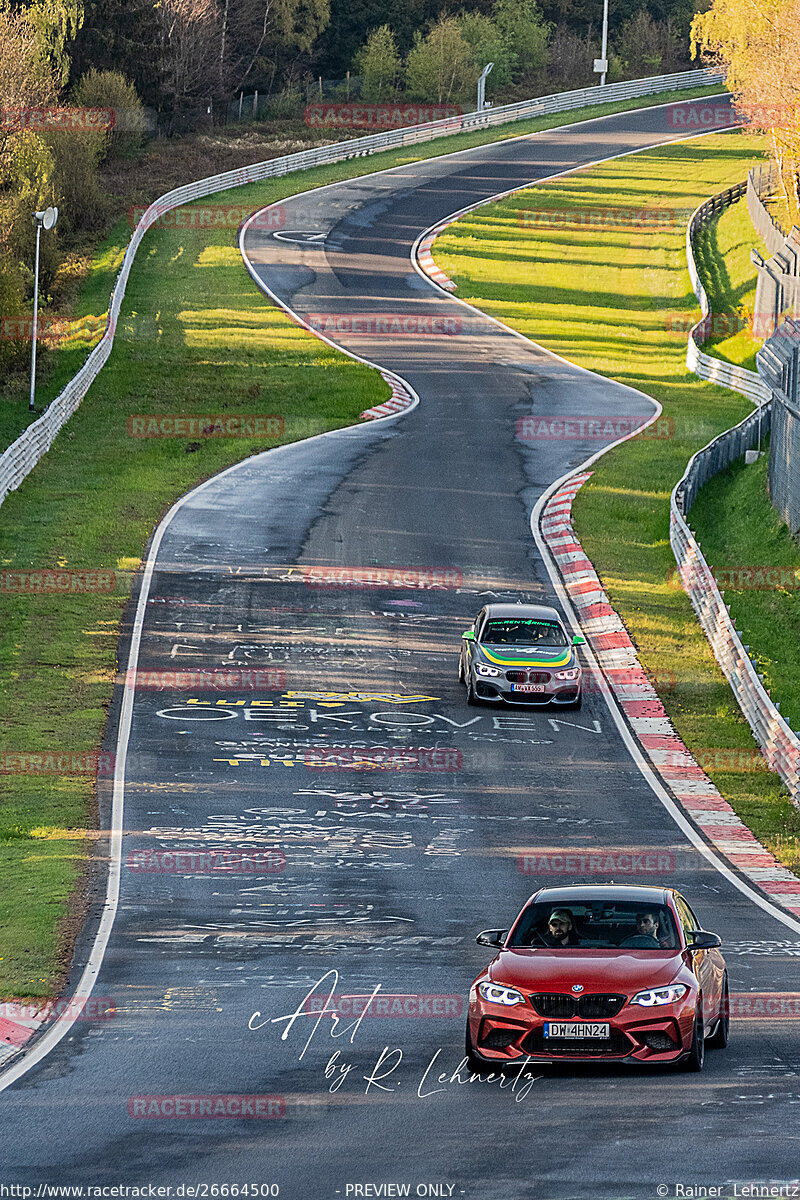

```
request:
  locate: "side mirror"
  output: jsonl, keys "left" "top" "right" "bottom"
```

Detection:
{"left": 462, "top": 630, "right": 475, "bottom": 641}
{"left": 476, "top": 929, "right": 508, "bottom": 949}
{"left": 572, "top": 634, "right": 586, "bottom": 645}
{"left": 685, "top": 930, "right": 722, "bottom": 951}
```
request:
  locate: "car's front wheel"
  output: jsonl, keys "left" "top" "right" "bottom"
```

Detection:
{"left": 464, "top": 1023, "right": 485, "bottom": 1073}
{"left": 707, "top": 973, "right": 730, "bottom": 1049}
{"left": 466, "top": 674, "right": 479, "bottom": 706}
{"left": 684, "top": 1000, "right": 705, "bottom": 1071}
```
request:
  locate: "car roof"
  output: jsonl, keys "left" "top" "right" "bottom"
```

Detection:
{"left": 481, "top": 603, "right": 563, "bottom": 622}
{"left": 530, "top": 884, "right": 672, "bottom": 905}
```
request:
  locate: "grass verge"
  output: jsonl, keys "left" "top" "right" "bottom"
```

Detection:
{"left": 434, "top": 129, "right": 800, "bottom": 877}
{"left": 0, "top": 81, "right": 727, "bottom": 999}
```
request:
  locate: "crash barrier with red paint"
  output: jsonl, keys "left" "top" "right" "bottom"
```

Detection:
{"left": 0, "top": 68, "right": 724, "bottom": 509}
{"left": 543, "top": 473, "right": 800, "bottom": 915}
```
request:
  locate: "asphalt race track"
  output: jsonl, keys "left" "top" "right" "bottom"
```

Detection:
{"left": 3, "top": 97, "right": 800, "bottom": 1197}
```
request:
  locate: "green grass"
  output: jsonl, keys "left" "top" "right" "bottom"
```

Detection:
{"left": 0, "top": 80, "right": 728, "bottom": 999}
{"left": 690, "top": 447, "right": 800, "bottom": 731}
{"left": 693, "top": 195, "right": 768, "bottom": 372}
{"left": 434, "top": 130, "right": 800, "bottom": 876}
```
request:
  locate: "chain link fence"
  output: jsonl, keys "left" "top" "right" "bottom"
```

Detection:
{"left": 758, "top": 318, "right": 800, "bottom": 539}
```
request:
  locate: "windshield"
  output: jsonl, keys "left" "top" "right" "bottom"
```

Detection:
{"left": 480, "top": 618, "right": 567, "bottom": 647}
{"left": 507, "top": 900, "right": 679, "bottom": 950}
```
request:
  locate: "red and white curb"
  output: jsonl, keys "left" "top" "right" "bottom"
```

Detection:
{"left": 417, "top": 225, "right": 458, "bottom": 292}
{"left": 0, "top": 1004, "right": 46, "bottom": 1065}
{"left": 542, "top": 470, "right": 800, "bottom": 918}
{"left": 360, "top": 372, "right": 416, "bottom": 420}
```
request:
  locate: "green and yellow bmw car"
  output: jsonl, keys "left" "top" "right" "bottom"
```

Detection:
{"left": 458, "top": 603, "right": 585, "bottom": 709}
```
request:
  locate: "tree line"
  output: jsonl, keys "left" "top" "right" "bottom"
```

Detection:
{"left": 692, "top": 0, "right": 800, "bottom": 228}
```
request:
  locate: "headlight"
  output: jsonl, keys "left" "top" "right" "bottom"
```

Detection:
{"left": 630, "top": 984, "right": 688, "bottom": 1007}
{"left": 477, "top": 982, "right": 526, "bottom": 1007}
{"left": 554, "top": 667, "right": 581, "bottom": 681}
{"left": 475, "top": 663, "right": 502, "bottom": 678}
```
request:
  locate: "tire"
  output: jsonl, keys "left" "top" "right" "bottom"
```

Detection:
{"left": 466, "top": 674, "right": 479, "bottom": 706}
{"left": 684, "top": 1001, "right": 706, "bottom": 1071}
{"left": 707, "top": 973, "right": 730, "bottom": 1049}
{"left": 464, "top": 1023, "right": 485, "bottom": 1073}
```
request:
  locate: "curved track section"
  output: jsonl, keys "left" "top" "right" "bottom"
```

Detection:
{"left": 3, "top": 99, "right": 800, "bottom": 1198}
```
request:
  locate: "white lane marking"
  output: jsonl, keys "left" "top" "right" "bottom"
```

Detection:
{"left": 547, "top": 718, "right": 602, "bottom": 734}
{"left": 0, "top": 94, "right": 739, "bottom": 1092}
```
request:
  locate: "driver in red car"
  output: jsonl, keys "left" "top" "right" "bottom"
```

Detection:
{"left": 634, "top": 910, "right": 674, "bottom": 949}
{"left": 542, "top": 908, "right": 581, "bottom": 947}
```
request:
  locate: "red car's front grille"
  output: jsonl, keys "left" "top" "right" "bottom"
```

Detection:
{"left": 529, "top": 993, "right": 627, "bottom": 1019}
{"left": 522, "top": 1030, "right": 632, "bottom": 1056}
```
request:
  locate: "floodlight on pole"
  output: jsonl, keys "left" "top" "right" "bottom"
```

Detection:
{"left": 478, "top": 63, "right": 494, "bottom": 112}
{"left": 29, "top": 206, "right": 58, "bottom": 413}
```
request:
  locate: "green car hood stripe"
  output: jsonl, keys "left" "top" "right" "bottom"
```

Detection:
{"left": 480, "top": 646, "right": 572, "bottom": 668}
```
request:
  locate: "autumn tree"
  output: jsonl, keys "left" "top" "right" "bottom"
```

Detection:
{"left": 692, "top": 0, "right": 800, "bottom": 224}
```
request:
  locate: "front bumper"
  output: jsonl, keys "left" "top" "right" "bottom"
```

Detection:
{"left": 471, "top": 673, "right": 581, "bottom": 705}
{"left": 467, "top": 993, "right": 696, "bottom": 1064}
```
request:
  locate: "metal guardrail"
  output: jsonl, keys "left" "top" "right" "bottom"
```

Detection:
{"left": 671, "top": 442, "right": 799, "bottom": 806}
{"left": 685, "top": 180, "right": 772, "bottom": 405}
{"left": 0, "top": 67, "right": 724, "bottom": 509}
{"left": 673, "top": 196, "right": 799, "bottom": 805}
{"left": 748, "top": 161, "right": 788, "bottom": 255}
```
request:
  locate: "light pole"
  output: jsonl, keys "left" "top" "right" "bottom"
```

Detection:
{"left": 477, "top": 62, "right": 494, "bottom": 112}
{"left": 593, "top": 0, "right": 609, "bottom": 86}
{"left": 29, "top": 206, "right": 58, "bottom": 413}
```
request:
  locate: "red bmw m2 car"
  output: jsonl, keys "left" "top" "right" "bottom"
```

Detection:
{"left": 466, "top": 884, "right": 728, "bottom": 1071}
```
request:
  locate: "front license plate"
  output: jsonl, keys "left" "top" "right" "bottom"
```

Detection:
{"left": 543, "top": 1022, "right": 610, "bottom": 1039}
{"left": 511, "top": 684, "right": 546, "bottom": 693}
